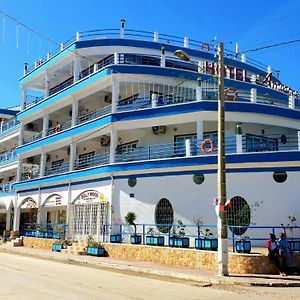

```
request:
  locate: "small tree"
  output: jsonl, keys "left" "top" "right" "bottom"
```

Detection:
{"left": 125, "top": 212, "right": 137, "bottom": 235}
{"left": 193, "top": 216, "right": 204, "bottom": 237}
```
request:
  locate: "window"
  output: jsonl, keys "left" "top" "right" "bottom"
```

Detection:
{"left": 226, "top": 196, "right": 251, "bottom": 235}
{"left": 128, "top": 177, "right": 137, "bottom": 187}
{"left": 155, "top": 198, "right": 174, "bottom": 233}
{"left": 193, "top": 174, "right": 205, "bottom": 185}
{"left": 116, "top": 141, "right": 138, "bottom": 154}
{"left": 273, "top": 171, "right": 287, "bottom": 183}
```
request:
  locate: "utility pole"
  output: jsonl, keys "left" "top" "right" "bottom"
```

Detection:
{"left": 217, "top": 42, "right": 228, "bottom": 276}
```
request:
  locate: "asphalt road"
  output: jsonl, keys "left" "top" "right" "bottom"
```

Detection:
{"left": 0, "top": 252, "right": 298, "bottom": 300}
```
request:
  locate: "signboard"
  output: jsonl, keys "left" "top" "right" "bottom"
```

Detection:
{"left": 75, "top": 190, "right": 106, "bottom": 204}
{"left": 43, "top": 194, "right": 63, "bottom": 207}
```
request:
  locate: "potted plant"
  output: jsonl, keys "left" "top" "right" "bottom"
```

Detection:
{"left": 86, "top": 235, "right": 105, "bottom": 257}
{"left": 145, "top": 227, "right": 165, "bottom": 246}
{"left": 125, "top": 211, "right": 141, "bottom": 244}
{"left": 195, "top": 228, "right": 218, "bottom": 251}
{"left": 52, "top": 239, "right": 64, "bottom": 252}
{"left": 168, "top": 219, "right": 189, "bottom": 248}
{"left": 235, "top": 235, "right": 251, "bottom": 253}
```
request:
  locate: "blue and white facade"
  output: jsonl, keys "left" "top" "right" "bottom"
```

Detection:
{"left": 0, "top": 108, "right": 19, "bottom": 232}
{"left": 10, "top": 27, "right": 300, "bottom": 240}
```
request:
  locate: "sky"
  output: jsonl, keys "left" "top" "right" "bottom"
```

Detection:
{"left": 0, "top": 0, "right": 299, "bottom": 108}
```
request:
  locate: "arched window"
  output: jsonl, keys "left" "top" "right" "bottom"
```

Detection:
{"left": 155, "top": 198, "right": 174, "bottom": 233}
{"left": 227, "top": 196, "right": 251, "bottom": 235}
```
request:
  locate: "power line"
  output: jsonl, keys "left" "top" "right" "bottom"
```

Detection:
{"left": 244, "top": 38, "right": 300, "bottom": 53}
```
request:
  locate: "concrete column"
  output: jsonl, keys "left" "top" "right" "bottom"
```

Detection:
{"left": 76, "top": 31, "right": 80, "bottom": 41}
{"left": 19, "top": 121, "right": 24, "bottom": 146}
{"left": 298, "top": 131, "right": 300, "bottom": 151}
{"left": 241, "top": 54, "right": 246, "bottom": 63}
{"left": 120, "top": 28, "right": 125, "bottom": 39}
{"left": 185, "top": 139, "right": 191, "bottom": 156}
{"left": 40, "top": 153, "right": 46, "bottom": 177}
{"left": 45, "top": 71, "right": 49, "bottom": 97}
{"left": 6, "top": 208, "right": 11, "bottom": 231}
{"left": 184, "top": 37, "right": 189, "bottom": 48}
{"left": 111, "top": 76, "right": 119, "bottom": 113}
{"left": 71, "top": 98, "right": 79, "bottom": 127}
{"left": 93, "top": 64, "right": 98, "bottom": 73}
{"left": 60, "top": 42, "right": 64, "bottom": 51}
{"left": 16, "top": 158, "right": 23, "bottom": 182}
{"left": 196, "top": 86, "right": 203, "bottom": 101}
{"left": 160, "top": 46, "right": 166, "bottom": 67}
{"left": 114, "top": 52, "right": 119, "bottom": 64}
{"left": 21, "top": 87, "right": 27, "bottom": 111}
{"left": 13, "top": 194, "right": 20, "bottom": 231}
{"left": 73, "top": 54, "right": 81, "bottom": 83}
{"left": 236, "top": 134, "right": 243, "bottom": 153}
{"left": 110, "top": 127, "right": 117, "bottom": 164}
{"left": 196, "top": 120, "right": 203, "bottom": 143}
{"left": 42, "top": 113, "right": 49, "bottom": 137}
{"left": 0, "top": 119, "right": 4, "bottom": 132}
{"left": 250, "top": 88, "right": 257, "bottom": 103}
{"left": 289, "top": 94, "right": 295, "bottom": 109}
{"left": 69, "top": 142, "right": 77, "bottom": 172}
{"left": 37, "top": 188, "right": 42, "bottom": 224}
{"left": 267, "top": 66, "right": 272, "bottom": 74}
{"left": 151, "top": 93, "right": 157, "bottom": 108}
{"left": 154, "top": 32, "right": 159, "bottom": 42}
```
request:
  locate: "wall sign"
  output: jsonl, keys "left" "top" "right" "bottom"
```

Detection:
{"left": 75, "top": 190, "right": 106, "bottom": 204}
{"left": 44, "top": 194, "right": 63, "bottom": 207}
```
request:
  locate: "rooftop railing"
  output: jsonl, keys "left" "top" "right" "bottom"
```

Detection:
{"left": 0, "top": 118, "right": 20, "bottom": 137}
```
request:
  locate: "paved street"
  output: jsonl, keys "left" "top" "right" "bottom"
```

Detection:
{"left": 0, "top": 252, "right": 299, "bottom": 299}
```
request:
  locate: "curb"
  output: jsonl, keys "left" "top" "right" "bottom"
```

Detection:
{"left": 251, "top": 282, "right": 300, "bottom": 287}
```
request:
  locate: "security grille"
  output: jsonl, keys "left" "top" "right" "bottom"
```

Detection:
{"left": 68, "top": 202, "right": 109, "bottom": 241}
{"left": 155, "top": 198, "right": 174, "bottom": 234}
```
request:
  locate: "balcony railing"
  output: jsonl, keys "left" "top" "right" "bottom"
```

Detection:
{"left": 75, "top": 152, "right": 110, "bottom": 170}
{"left": 76, "top": 105, "right": 112, "bottom": 125}
{"left": 45, "top": 161, "right": 70, "bottom": 176}
{"left": 0, "top": 182, "right": 15, "bottom": 193}
{"left": 18, "top": 132, "right": 300, "bottom": 182}
{"left": 0, "top": 150, "right": 18, "bottom": 166}
{"left": 0, "top": 118, "right": 20, "bottom": 137}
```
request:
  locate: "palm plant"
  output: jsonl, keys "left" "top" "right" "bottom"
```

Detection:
{"left": 125, "top": 212, "right": 137, "bottom": 235}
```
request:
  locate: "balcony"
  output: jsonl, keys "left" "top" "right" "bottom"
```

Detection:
{"left": 0, "top": 119, "right": 19, "bottom": 137}
{"left": 19, "top": 130, "right": 300, "bottom": 183}
{"left": 0, "top": 150, "right": 18, "bottom": 166}
{"left": 0, "top": 182, "right": 15, "bottom": 193}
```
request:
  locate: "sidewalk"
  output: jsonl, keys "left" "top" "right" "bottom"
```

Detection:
{"left": 0, "top": 243, "right": 299, "bottom": 287}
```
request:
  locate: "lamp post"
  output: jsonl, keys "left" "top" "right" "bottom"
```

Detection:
{"left": 175, "top": 43, "right": 228, "bottom": 276}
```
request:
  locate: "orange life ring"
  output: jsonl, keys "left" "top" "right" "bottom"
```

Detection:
{"left": 224, "top": 88, "right": 238, "bottom": 101}
{"left": 201, "top": 139, "right": 215, "bottom": 154}
{"left": 27, "top": 170, "right": 33, "bottom": 179}
{"left": 55, "top": 124, "right": 61, "bottom": 133}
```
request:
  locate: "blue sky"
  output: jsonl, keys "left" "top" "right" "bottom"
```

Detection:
{"left": 0, "top": 0, "right": 299, "bottom": 108}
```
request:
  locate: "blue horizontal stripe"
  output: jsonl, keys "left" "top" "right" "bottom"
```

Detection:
{"left": 13, "top": 151, "right": 300, "bottom": 190}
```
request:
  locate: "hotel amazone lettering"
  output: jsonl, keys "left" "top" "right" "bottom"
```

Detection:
{"left": 205, "top": 61, "right": 298, "bottom": 96}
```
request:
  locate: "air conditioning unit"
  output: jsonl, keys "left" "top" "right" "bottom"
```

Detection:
{"left": 152, "top": 126, "right": 166, "bottom": 135}
{"left": 100, "top": 135, "right": 111, "bottom": 146}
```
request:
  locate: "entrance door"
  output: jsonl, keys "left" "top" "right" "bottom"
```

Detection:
{"left": 68, "top": 202, "right": 108, "bottom": 241}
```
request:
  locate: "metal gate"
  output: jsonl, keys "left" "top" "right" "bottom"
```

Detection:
{"left": 68, "top": 202, "right": 109, "bottom": 241}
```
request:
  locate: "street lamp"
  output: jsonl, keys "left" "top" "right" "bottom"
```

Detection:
{"left": 175, "top": 44, "right": 228, "bottom": 276}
